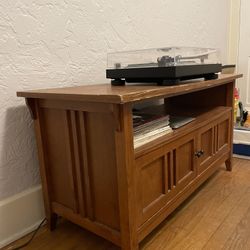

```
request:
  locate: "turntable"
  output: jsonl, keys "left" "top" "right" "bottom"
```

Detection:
{"left": 106, "top": 47, "right": 222, "bottom": 86}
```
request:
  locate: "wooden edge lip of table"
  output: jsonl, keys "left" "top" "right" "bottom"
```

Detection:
{"left": 16, "top": 74, "right": 242, "bottom": 104}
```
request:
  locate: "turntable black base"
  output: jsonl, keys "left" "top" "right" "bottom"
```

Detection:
{"left": 108, "top": 64, "right": 221, "bottom": 86}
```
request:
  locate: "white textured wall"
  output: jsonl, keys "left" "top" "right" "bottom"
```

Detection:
{"left": 0, "top": 0, "right": 230, "bottom": 201}
{"left": 228, "top": 0, "right": 241, "bottom": 64}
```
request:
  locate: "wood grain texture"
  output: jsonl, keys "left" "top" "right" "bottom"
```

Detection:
{"left": 17, "top": 74, "right": 242, "bottom": 104}
{"left": 198, "top": 125, "right": 214, "bottom": 174}
{"left": 32, "top": 100, "right": 57, "bottom": 230}
{"left": 5, "top": 158, "right": 250, "bottom": 250}
{"left": 114, "top": 104, "right": 138, "bottom": 250}
{"left": 17, "top": 75, "right": 241, "bottom": 250}
{"left": 40, "top": 108, "right": 77, "bottom": 210}
{"left": 34, "top": 100, "right": 121, "bottom": 244}
{"left": 84, "top": 111, "right": 120, "bottom": 230}
{"left": 137, "top": 151, "right": 231, "bottom": 242}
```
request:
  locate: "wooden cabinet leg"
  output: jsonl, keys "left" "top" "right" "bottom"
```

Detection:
{"left": 47, "top": 213, "right": 58, "bottom": 231}
{"left": 225, "top": 158, "right": 232, "bottom": 171}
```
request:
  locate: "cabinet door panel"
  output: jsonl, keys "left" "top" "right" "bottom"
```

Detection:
{"left": 214, "top": 112, "right": 231, "bottom": 156}
{"left": 136, "top": 152, "right": 172, "bottom": 226}
{"left": 136, "top": 133, "right": 197, "bottom": 226}
{"left": 198, "top": 125, "right": 215, "bottom": 174}
{"left": 197, "top": 110, "right": 231, "bottom": 175}
{"left": 217, "top": 119, "right": 229, "bottom": 151}
{"left": 141, "top": 157, "right": 165, "bottom": 208}
{"left": 174, "top": 134, "right": 197, "bottom": 191}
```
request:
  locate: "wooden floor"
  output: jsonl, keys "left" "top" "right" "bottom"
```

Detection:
{"left": 4, "top": 158, "right": 250, "bottom": 250}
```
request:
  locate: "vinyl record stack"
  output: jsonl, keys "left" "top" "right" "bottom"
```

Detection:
{"left": 133, "top": 112, "right": 172, "bottom": 148}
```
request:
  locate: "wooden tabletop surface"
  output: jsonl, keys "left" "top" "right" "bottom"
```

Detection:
{"left": 17, "top": 74, "right": 242, "bottom": 104}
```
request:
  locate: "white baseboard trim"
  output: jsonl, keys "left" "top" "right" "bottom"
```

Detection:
{"left": 233, "top": 154, "right": 250, "bottom": 160}
{"left": 0, "top": 185, "right": 45, "bottom": 248}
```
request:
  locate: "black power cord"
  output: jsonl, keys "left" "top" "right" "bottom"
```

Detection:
{"left": 8, "top": 218, "right": 47, "bottom": 250}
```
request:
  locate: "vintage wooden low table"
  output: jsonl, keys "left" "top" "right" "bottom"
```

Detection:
{"left": 17, "top": 74, "right": 242, "bottom": 250}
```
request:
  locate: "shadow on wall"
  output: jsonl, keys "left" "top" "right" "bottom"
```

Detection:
{"left": 0, "top": 105, "right": 41, "bottom": 201}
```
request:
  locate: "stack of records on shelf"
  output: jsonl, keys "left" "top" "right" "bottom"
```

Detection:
{"left": 133, "top": 111, "right": 172, "bottom": 148}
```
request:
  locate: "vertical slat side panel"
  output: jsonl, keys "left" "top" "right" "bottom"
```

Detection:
{"left": 69, "top": 110, "right": 84, "bottom": 216}
{"left": 40, "top": 108, "right": 76, "bottom": 211}
{"left": 84, "top": 112, "right": 120, "bottom": 230}
{"left": 39, "top": 105, "right": 120, "bottom": 230}
{"left": 65, "top": 111, "right": 80, "bottom": 214}
{"left": 78, "top": 111, "right": 95, "bottom": 220}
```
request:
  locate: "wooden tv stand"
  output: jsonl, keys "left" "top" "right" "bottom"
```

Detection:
{"left": 17, "top": 74, "right": 242, "bottom": 250}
